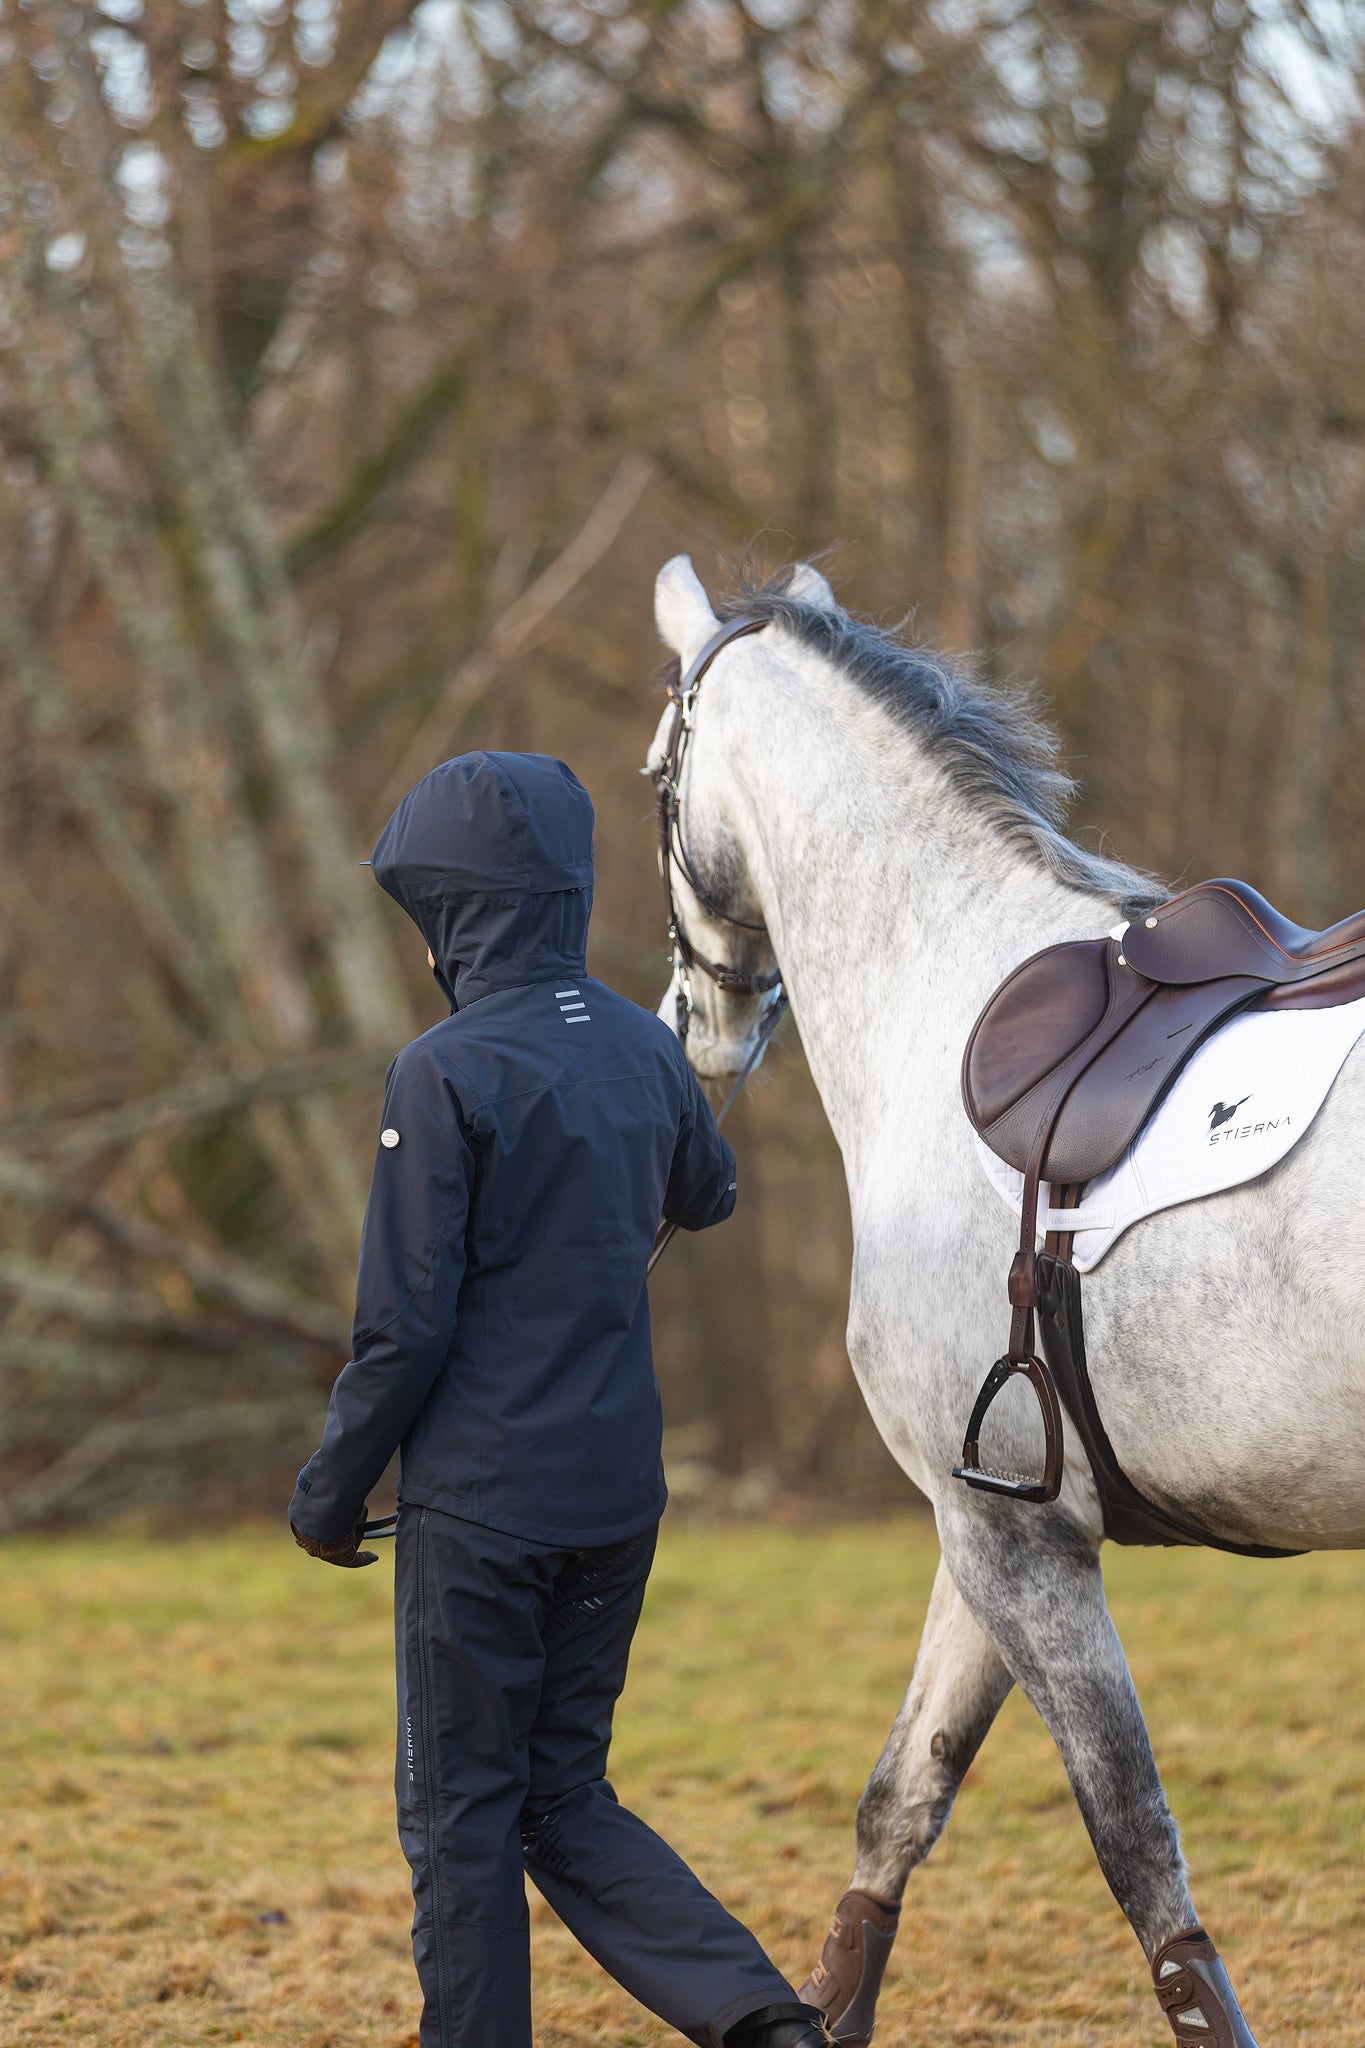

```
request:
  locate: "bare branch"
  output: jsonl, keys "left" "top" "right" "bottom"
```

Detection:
{"left": 0, "top": 1151, "right": 348, "bottom": 1347}
{"left": 0, "top": 1253, "right": 256, "bottom": 1346}
{"left": 285, "top": 355, "right": 472, "bottom": 575}
{"left": 4, "top": 1051, "right": 386, "bottom": 1165}
{"left": 0, "top": 1398, "right": 319, "bottom": 1532}
{"left": 371, "top": 452, "right": 654, "bottom": 819}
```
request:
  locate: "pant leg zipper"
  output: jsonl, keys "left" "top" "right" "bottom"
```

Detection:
{"left": 415, "top": 1508, "right": 453, "bottom": 2047}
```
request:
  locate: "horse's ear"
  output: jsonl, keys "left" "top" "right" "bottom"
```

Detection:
{"left": 785, "top": 561, "right": 838, "bottom": 610}
{"left": 655, "top": 554, "right": 720, "bottom": 666}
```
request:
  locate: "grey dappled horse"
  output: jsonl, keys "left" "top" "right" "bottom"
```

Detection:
{"left": 647, "top": 555, "right": 1365, "bottom": 2046}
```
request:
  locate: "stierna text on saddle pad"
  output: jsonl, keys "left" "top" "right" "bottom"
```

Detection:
{"left": 972, "top": 989, "right": 1365, "bottom": 1271}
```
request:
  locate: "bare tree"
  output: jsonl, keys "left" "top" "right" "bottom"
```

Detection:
{"left": 2, "top": 0, "right": 1363, "bottom": 1521}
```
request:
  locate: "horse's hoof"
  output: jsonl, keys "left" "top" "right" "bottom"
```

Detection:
{"left": 798, "top": 1889, "right": 900, "bottom": 2046}
{"left": 1151, "top": 1926, "right": 1261, "bottom": 2047}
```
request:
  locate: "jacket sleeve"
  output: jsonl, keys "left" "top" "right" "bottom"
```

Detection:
{"left": 663, "top": 1060, "right": 738, "bottom": 1231}
{"left": 288, "top": 1045, "right": 475, "bottom": 1543}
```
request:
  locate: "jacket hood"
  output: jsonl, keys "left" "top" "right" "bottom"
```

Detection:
{"left": 371, "top": 752, "right": 595, "bottom": 1007}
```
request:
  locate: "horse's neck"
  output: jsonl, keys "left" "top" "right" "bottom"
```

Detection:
{"left": 733, "top": 694, "right": 1117, "bottom": 1186}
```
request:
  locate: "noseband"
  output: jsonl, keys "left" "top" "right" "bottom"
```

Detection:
{"left": 652, "top": 616, "right": 784, "bottom": 1043}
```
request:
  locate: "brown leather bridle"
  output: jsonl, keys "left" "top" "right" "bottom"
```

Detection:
{"left": 651, "top": 616, "right": 784, "bottom": 1044}
{"left": 643, "top": 612, "right": 789, "bottom": 1278}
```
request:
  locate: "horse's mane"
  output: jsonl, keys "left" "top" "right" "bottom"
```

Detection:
{"left": 711, "top": 564, "right": 1163, "bottom": 915}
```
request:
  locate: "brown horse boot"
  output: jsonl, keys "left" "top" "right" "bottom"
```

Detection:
{"left": 798, "top": 1890, "right": 900, "bottom": 2046}
{"left": 1151, "top": 1926, "right": 1261, "bottom": 2047}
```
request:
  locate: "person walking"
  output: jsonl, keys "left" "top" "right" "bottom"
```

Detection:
{"left": 289, "top": 752, "right": 821, "bottom": 2048}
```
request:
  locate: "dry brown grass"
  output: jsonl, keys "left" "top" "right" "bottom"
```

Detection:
{"left": 0, "top": 1517, "right": 1360, "bottom": 2047}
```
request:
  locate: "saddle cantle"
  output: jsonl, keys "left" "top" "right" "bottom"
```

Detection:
{"left": 1122, "top": 878, "right": 1365, "bottom": 989}
{"left": 956, "top": 877, "right": 1365, "bottom": 1516}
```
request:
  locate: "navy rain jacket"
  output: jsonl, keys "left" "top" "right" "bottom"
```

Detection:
{"left": 289, "top": 752, "right": 737, "bottom": 1549}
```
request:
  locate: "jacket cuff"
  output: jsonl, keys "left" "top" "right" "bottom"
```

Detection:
{"left": 288, "top": 1475, "right": 358, "bottom": 1547}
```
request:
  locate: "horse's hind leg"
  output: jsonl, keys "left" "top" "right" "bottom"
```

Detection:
{"left": 939, "top": 1505, "right": 1261, "bottom": 2046}
{"left": 800, "top": 1556, "right": 1013, "bottom": 2044}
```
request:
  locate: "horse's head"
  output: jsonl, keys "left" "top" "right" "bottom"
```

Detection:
{"left": 645, "top": 552, "right": 834, "bottom": 1077}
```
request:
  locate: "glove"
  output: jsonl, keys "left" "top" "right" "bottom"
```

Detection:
{"left": 291, "top": 1513, "right": 378, "bottom": 1569}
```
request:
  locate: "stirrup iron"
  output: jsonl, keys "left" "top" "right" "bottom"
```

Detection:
{"left": 953, "top": 1348, "right": 1064, "bottom": 1503}
{"left": 954, "top": 1141, "right": 1065, "bottom": 1502}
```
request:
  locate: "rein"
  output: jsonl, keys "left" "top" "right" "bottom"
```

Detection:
{"left": 645, "top": 985, "right": 787, "bottom": 1276}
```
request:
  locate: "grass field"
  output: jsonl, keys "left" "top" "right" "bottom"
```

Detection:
{"left": 0, "top": 1517, "right": 1360, "bottom": 2047}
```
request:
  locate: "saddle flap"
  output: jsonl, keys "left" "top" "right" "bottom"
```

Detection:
{"left": 963, "top": 939, "right": 1112, "bottom": 1135}
{"left": 1036, "top": 977, "right": 1264, "bottom": 1185}
{"left": 966, "top": 935, "right": 1265, "bottom": 1184}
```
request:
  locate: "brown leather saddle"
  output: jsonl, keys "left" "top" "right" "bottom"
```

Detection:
{"left": 957, "top": 879, "right": 1365, "bottom": 1524}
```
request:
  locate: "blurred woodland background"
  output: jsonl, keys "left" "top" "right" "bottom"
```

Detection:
{"left": 2, "top": 0, "right": 1364, "bottom": 1527}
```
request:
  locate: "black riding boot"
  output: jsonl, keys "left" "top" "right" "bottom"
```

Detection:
{"left": 725, "top": 2002, "right": 830, "bottom": 2048}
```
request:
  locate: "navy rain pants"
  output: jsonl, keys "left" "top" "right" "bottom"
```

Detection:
{"left": 394, "top": 1507, "right": 799, "bottom": 2048}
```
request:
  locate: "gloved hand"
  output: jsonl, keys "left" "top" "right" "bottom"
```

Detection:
{"left": 291, "top": 1513, "right": 378, "bottom": 1568}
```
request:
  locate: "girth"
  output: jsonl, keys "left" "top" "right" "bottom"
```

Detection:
{"left": 1034, "top": 1251, "right": 1301, "bottom": 1558}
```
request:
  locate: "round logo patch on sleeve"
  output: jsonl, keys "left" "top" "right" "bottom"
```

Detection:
{"left": 380, "top": 1128, "right": 401, "bottom": 1149}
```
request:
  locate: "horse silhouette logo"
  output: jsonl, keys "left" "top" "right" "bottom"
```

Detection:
{"left": 1208, "top": 1096, "right": 1250, "bottom": 1131}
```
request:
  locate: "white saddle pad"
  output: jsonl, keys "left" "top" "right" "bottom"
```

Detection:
{"left": 973, "top": 993, "right": 1365, "bottom": 1272}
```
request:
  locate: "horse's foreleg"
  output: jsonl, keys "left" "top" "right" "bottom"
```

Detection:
{"left": 799, "top": 1555, "right": 1013, "bottom": 2044}
{"left": 939, "top": 1506, "right": 1261, "bottom": 2047}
